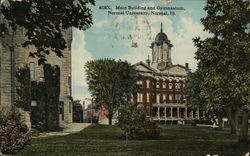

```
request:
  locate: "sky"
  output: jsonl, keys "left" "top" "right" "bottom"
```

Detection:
{"left": 71, "top": 0, "right": 210, "bottom": 105}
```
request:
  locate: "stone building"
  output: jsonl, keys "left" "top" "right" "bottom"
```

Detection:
{"left": 133, "top": 23, "right": 205, "bottom": 124}
{"left": 0, "top": 27, "right": 73, "bottom": 123}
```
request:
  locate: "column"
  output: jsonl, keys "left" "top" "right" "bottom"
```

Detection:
{"left": 185, "top": 107, "right": 187, "bottom": 119}
{"left": 171, "top": 107, "right": 173, "bottom": 118}
{"left": 171, "top": 107, "right": 173, "bottom": 124}
{"left": 191, "top": 109, "right": 194, "bottom": 119}
{"left": 197, "top": 109, "right": 200, "bottom": 120}
{"left": 177, "top": 107, "right": 180, "bottom": 119}
{"left": 157, "top": 107, "right": 160, "bottom": 120}
{"left": 164, "top": 107, "right": 166, "bottom": 124}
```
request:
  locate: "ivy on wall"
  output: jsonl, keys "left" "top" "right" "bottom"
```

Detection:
{"left": 15, "top": 64, "right": 60, "bottom": 131}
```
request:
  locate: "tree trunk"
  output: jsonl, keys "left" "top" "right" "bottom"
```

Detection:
{"left": 227, "top": 108, "right": 237, "bottom": 134}
{"left": 108, "top": 114, "right": 113, "bottom": 125}
{"left": 217, "top": 114, "right": 223, "bottom": 130}
{"left": 238, "top": 109, "right": 249, "bottom": 144}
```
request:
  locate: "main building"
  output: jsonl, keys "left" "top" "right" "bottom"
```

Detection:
{"left": 133, "top": 23, "right": 205, "bottom": 124}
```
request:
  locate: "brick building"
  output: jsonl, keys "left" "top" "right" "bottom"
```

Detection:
{"left": 133, "top": 23, "right": 205, "bottom": 124}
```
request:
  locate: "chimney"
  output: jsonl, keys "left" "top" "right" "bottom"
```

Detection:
{"left": 146, "top": 55, "right": 151, "bottom": 66}
{"left": 185, "top": 63, "right": 189, "bottom": 70}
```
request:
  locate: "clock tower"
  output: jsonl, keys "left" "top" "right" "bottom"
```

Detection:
{"left": 150, "top": 23, "right": 173, "bottom": 70}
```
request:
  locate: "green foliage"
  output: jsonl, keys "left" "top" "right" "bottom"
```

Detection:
{"left": 193, "top": 0, "right": 250, "bottom": 142}
{"left": 43, "top": 64, "right": 60, "bottom": 131}
{"left": 15, "top": 64, "right": 60, "bottom": 131}
{"left": 117, "top": 103, "right": 160, "bottom": 140}
{"left": 17, "top": 125, "right": 247, "bottom": 156}
{"left": 85, "top": 59, "right": 141, "bottom": 124}
{"left": 193, "top": 0, "right": 250, "bottom": 108}
{"left": 0, "top": 0, "right": 95, "bottom": 64}
{"left": 185, "top": 70, "right": 205, "bottom": 109}
{"left": 73, "top": 100, "right": 83, "bottom": 123}
{"left": 15, "top": 66, "right": 31, "bottom": 111}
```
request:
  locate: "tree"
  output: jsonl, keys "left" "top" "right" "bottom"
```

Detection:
{"left": 85, "top": 59, "right": 141, "bottom": 125}
{"left": 73, "top": 100, "right": 83, "bottom": 123}
{"left": 186, "top": 69, "right": 227, "bottom": 130}
{"left": 193, "top": 0, "right": 250, "bottom": 143}
{"left": 0, "top": 0, "right": 94, "bottom": 64}
{"left": 117, "top": 103, "right": 160, "bottom": 140}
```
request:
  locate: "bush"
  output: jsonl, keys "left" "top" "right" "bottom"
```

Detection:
{"left": 117, "top": 103, "right": 160, "bottom": 140}
{"left": 0, "top": 120, "right": 29, "bottom": 154}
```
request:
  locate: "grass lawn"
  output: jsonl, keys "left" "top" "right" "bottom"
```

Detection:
{"left": 17, "top": 124, "right": 248, "bottom": 156}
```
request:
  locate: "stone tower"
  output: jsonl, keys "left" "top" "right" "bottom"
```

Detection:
{"left": 0, "top": 27, "right": 73, "bottom": 123}
{"left": 150, "top": 23, "right": 173, "bottom": 71}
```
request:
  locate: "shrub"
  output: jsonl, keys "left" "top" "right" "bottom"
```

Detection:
{"left": 0, "top": 120, "right": 29, "bottom": 154}
{"left": 117, "top": 103, "right": 160, "bottom": 140}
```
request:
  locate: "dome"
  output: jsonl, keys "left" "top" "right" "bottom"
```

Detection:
{"left": 155, "top": 32, "right": 168, "bottom": 44}
{"left": 154, "top": 23, "right": 168, "bottom": 44}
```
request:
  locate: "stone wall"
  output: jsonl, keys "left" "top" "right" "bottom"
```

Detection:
{"left": 0, "top": 27, "right": 73, "bottom": 123}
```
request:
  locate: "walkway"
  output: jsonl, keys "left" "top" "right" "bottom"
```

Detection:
{"left": 36, "top": 122, "right": 91, "bottom": 138}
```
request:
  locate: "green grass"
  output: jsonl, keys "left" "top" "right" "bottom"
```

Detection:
{"left": 17, "top": 124, "right": 248, "bottom": 156}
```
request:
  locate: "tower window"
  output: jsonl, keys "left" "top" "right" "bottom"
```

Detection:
{"left": 29, "top": 62, "right": 35, "bottom": 79}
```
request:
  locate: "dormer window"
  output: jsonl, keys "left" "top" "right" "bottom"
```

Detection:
{"left": 168, "top": 83, "right": 172, "bottom": 90}
{"left": 156, "top": 82, "right": 160, "bottom": 89}
{"left": 175, "top": 83, "right": 181, "bottom": 91}
{"left": 162, "top": 82, "right": 166, "bottom": 88}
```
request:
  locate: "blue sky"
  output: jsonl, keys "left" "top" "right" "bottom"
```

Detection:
{"left": 71, "top": 0, "right": 209, "bottom": 105}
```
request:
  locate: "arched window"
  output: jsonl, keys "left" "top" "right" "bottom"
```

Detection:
{"left": 175, "top": 83, "right": 181, "bottom": 91}
{"left": 156, "top": 82, "right": 160, "bottom": 89}
{"left": 162, "top": 82, "right": 166, "bottom": 88}
{"left": 168, "top": 83, "right": 173, "bottom": 90}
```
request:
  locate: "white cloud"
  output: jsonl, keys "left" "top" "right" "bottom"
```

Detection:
{"left": 94, "top": 20, "right": 108, "bottom": 28}
{"left": 72, "top": 28, "right": 93, "bottom": 101}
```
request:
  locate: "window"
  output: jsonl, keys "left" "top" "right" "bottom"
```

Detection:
{"left": 175, "top": 83, "right": 181, "bottom": 91}
{"left": 137, "top": 81, "right": 143, "bottom": 85}
{"left": 168, "top": 83, "right": 173, "bottom": 90}
{"left": 146, "top": 80, "right": 150, "bottom": 88}
{"left": 169, "top": 94, "right": 173, "bottom": 101}
{"left": 137, "top": 93, "right": 143, "bottom": 102}
{"left": 162, "top": 94, "right": 166, "bottom": 102}
{"left": 183, "top": 95, "right": 187, "bottom": 103}
{"left": 130, "top": 94, "right": 134, "bottom": 102}
{"left": 156, "top": 94, "right": 160, "bottom": 103}
{"left": 39, "top": 77, "right": 44, "bottom": 82}
{"left": 146, "top": 93, "right": 150, "bottom": 102}
{"left": 175, "top": 94, "right": 181, "bottom": 103}
{"left": 162, "top": 82, "right": 166, "bottom": 88}
{"left": 156, "top": 82, "right": 160, "bottom": 89}
{"left": 29, "top": 62, "right": 35, "bottom": 79}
